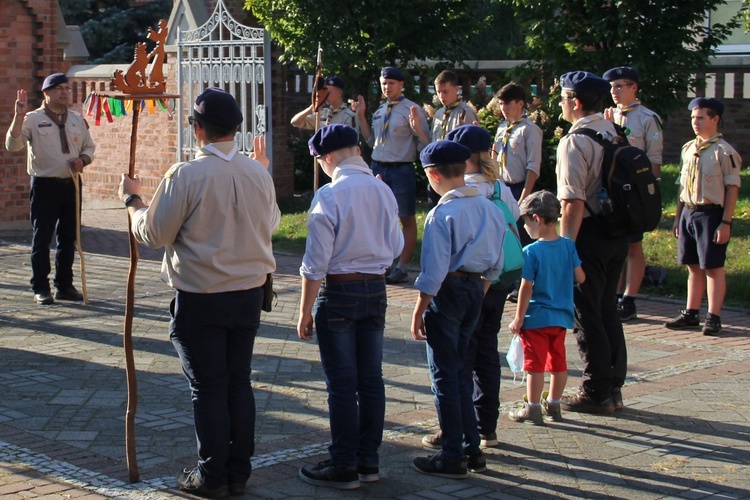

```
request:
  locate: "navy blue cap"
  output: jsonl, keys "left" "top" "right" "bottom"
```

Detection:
{"left": 445, "top": 125, "right": 492, "bottom": 153}
{"left": 603, "top": 66, "right": 640, "bottom": 83}
{"left": 420, "top": 140, "right": 471, "bottom": 168}
{"left": 42, "top": 73, "right": 68, "bottom": 91}
{"left": 308, "top": 124, "right": 359, "bottom": 157}
{"left": 560, "top": 71, "right": 610, "bottom": 94}
{"left": 193, "top": 87, "right": 243, "bottom": 128}
{"left": 325, "top": 76, "right": 345, "bottom": 89}
{"left": 381, "top": 67, "right": 405, "bottom": 81}
{"left": 688, "top": 97, "right": 724, "bottom": 117}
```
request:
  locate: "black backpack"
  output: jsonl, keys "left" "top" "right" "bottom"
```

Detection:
{"left": 571, "top": 127, "right": 661, "bottom": 238}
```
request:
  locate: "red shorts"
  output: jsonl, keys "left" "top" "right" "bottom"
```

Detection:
{"left": 520, "top": 326, "right": 567, "bottom": 373}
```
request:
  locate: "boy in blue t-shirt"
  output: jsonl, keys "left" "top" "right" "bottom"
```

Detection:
{"left": 508, "top": 190, "right": 585, "bottom": 424}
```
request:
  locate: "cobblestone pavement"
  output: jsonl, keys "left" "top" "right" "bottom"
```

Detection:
{"left": 0, "top": 208, "right": 748, "bottom": 499}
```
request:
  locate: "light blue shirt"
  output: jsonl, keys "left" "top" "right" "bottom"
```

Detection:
{"left": 300, "top": 156, "right": 404, "bottom": 280}
{"left": 520, "top": 237, "right": 581, "bottom": 329}
{"left": 415, "top": 186, "right": 506, "bottom": 296}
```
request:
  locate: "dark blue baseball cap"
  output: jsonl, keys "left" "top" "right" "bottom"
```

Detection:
{"left": 42, "top": 73, "right": 68, "bottom": 91}
{"left": 308, "top": 124, "right": 359, "bottom": 157}
{"left": 560, "top": 71, "right": 610, "bottom": 94}
{"left": 420, "top": 140, "right": 471, "bottom": 168}
{"left": 381, "top": 67, "right": 405, "bottom": 81}
{"left": 193, "top": 87, "right": 243, "bottom": 128}
{"left": 603, "top": 66, "right": 640, "bottom": 83}
{"left": 688, "top": 97, "right": 724, "bottom": 117}
{"left": 445, "top": 125, "right": 492, "bottom": 153}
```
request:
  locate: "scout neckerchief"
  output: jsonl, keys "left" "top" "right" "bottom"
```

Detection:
{"left": 42, "top": 102, "right": 70, "bottom": 154}
{"left": 616, "top": 99, "right": 640, "bottom": 129}
{"left": 687, "top": 134, "right": 722, "bottom": 200}
{"left": 382, "top": 96, "right": 405, "bottom": 144}
{"left": 202, "top": 143, "right": 238, "bottom": 162}
{"left": 439, "top": 101, "right": 461, "bottom": 139}
{"left": 326, "top": 103, "right": 349, "bottom": 125}
{"left": 499, "top": 114, "right": 526, "bottom": 170}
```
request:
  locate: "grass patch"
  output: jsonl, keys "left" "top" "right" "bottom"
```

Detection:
{"left": 274, "top": 166, "right": 750, "bottom": 308}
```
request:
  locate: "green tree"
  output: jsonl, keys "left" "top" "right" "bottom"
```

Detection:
{"left": 59, "top": 0, "right": 172, "bottom": 63}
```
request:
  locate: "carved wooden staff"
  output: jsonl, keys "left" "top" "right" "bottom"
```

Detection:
{"left": 67, "top": 167, "right": 88, "bottom": 304}
{"left": 312, "top": 42, "right": 323, "bottom": 191}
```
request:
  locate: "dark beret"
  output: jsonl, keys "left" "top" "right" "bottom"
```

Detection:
{"left": 308, "top": 124, "right": 359, "bottom": 157}
{"left": 560, "top": 71, "right": 610, "bottom": 95}
{"left": 420, "top": 140, "right": 472, "bottom": 168}
{"left": 193, "top": 87, "right": 243, "bottom": 129}
{"left": 603, "top": 66, "right": 640, "bottom": 83}
{"left": 688, "top": 97, "right": 724, "bottom": 117}
{"left": 381, "top": 67, "right": 405, "bottom": 81}
{"left": 325, "top": 76, "right": 345, "bottom": 89}
{"left": 42, "top": 73, "right": 68, "bottom": 91}
{"left": 445, "top": 125, "right": 492, "bottom": 153}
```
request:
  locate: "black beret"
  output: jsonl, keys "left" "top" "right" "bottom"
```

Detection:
{"left": 308, "top": 124, "right": 359, "bottom": 157}
{"left": 560, "top": 71, "right": 610, "bottom": 95}
{"left": 42, "top": 73, "right": 68, "bottom": 91}
{"left": 381, "top": 67, "right": 405, "bottom": 81}
{"left": 688, "top": 97, "right": 724, "bottom": 117}
{"left": 603, "top": 66, "right": 640, "bottom": 83}
{"left": 325, "top": 76, "right": 345, "bottom": 89}
{"left": 445, "top": 125, "right": 492, "bottom": 153}
{"left": 193, "top": 87, "right": 243, "bottom": 129}
{"left": 420, "top": 140, "right": 471, "bottom": 168}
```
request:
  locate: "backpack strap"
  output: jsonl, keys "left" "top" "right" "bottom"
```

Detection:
{"left": 569, "top": 128, "right": 606, "bottom": 218}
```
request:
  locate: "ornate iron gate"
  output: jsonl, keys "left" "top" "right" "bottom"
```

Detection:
{"left": 176, "top": 0, "right": 272, "bottom": 165}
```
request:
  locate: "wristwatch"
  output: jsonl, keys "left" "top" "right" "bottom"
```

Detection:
{"left": 124, "top": 194, "right": 142, "bottom": 207}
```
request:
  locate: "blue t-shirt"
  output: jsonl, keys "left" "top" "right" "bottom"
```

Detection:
{"left": 520, "top": 237, "right": 581, "bottom": 330}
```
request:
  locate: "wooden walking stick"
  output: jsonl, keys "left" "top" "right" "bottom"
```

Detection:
{"left": 89, "top": 19, "right": 178, "bottom": 484}
{"left": 68, "top": 167, "right": 88, "bottom": 304}
{"left": 312, "top": 42, "right": 324, "bottom": 192}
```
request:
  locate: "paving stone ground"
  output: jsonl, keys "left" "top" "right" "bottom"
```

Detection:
{"left": 0, "top": 208, "right": 748, "bottom": 499}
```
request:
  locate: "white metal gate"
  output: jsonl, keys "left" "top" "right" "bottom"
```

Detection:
{"left": 176, "top": 0, "right": 272, "bottom": 165}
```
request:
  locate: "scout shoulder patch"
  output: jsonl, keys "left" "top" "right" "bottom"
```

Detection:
{"left": 164, "top": 163, "right": 183, "bottom": 178}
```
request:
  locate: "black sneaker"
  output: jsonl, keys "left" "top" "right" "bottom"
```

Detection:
{"left": 54, "top": 285, "right": 83, "bottom": 301}
{"left": 466, "top": 450, "right": 487, "bottom": 473}
{"left": 611, "top": 388, "right": 624, "bottom": 411}
{"left": 357, "top": 465, "right": 379, "bottom": 483}
{"left": 560, "top": 392, "right": 614, "bottom": 415}
{"left": 664, "top": 310, "right": 700, "bottom": 330}
{"left": 298, "top": 460, "right": 360, "bottom": 490}
{"left": 34, "top": 291, "right": 54, "bottom": 305}
{"left": 176, "top": 467, "right": 229, "bottom": 499}
{"left": 617, "top": 299, "right": 637, "bottom": 322}
{"left": 506, "top": 288, "right": 519, "bottom": 303}
{"left": 479, "top": 432, "right": 498, "bottom": 448}
{"left": 228, "top": 482, "right": 246, "bottom": 496}
{"left": 385, "top": 267, "right": 409, "bottom": 284}
{"left": 702, "top": 316, "right": 722, "bottom": 336}
{"left": 412, "top": 452, "right": 467, "bottom": 479}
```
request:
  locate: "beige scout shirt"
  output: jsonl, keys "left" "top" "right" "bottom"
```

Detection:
{"left": 556, "top": 114, "right": 617, "bottom": 216}
{"left": 430, "top": 101, "right": 478, "bottom": 142}
{"left": 5, "top": 107, "right": 96, "bottom": 178}
{"left": 131, "top": 141, "right": 281, "bottom": 294}
{"left": 493, "top": 118, "right": 543, "bottom": 185}
{"left": 612, "top": 104, "right": 663, "bottom": 165}
{"left": 297, "top": 105, "right": 359, "bottom": 132}
{"left": 366, "top": 97, "right": 430, "bottom": 163}
{"left": 678, "top": 136, "right": 741, "bottom": 207}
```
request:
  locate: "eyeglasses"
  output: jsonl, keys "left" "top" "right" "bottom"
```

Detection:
{"left": 611, "top": 83, "right": 634, "bottom": 91}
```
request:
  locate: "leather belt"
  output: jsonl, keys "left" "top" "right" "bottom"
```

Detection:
{"left": 372, "top": 160, "right": 412, "bottom": 167}
{"left": 325, "top": 273, "right": 385, "bottom": 283}
{"left": 35, "top": 176, "right": 73, "bottom": 183}
{"left": 447, "top": 270, "right": 483, "bottom": 281}
{"left": 685, "top": 203, "right": 721, "bottom": 211}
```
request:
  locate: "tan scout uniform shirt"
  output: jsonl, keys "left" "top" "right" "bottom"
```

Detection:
{"left": 494, "top": 118, "right": 543, "bottom": 185}
{"left": 556, "top": 114, "right": 617, "bottom": 216}
{"left": 678, "top": 136, "right": 741, "bottom": 207}
{"left": 131, "top": 141, "right": 281, "bottom": 294}
{"left": 297, "top": 104, "right": 359, "bottom": 132}
{"left": 5, "top": 107, "right": 96, "bottom": 178}
{"left": 612, "top": 103, "right": 663, "bottom": 165}
{"left": 367, "top": 98, "right": 430, "bottom": 163}
{"left": 430, "top": 101, "right": 477, "bottom": 142}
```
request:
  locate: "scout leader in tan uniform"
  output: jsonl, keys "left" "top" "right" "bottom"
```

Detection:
{"left": 603, "top": 66, "right": 664, "bottom": 322}
{"left": 665, "top": 97, "right": 741, "bottom": 337}
{"left": 5, "top": 72, "right": 95, "bottom": 305}
{"left": 119, "top": 87, "right": 280, "bottom": 498}
{"left": 291, "top": 76, "right": 359, "bottom": 133}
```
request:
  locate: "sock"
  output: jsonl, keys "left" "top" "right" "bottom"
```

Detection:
{"left": 546, "top": 397, "right": 560, "bottom": 404}
{"left": 396, "top": 262, "right": 408, "bottom": 272}
{"left": 685, "top": 308, "right": 699, "bottom": 317}
{"left": 528, "top": 402, "right": 541, "bottom": 407}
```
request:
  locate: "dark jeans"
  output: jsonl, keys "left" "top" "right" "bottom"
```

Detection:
{"left": 29, "top": 177, "right": 78, "bottom": 293}
{"left": 424, "top": 275, "right": 484, "bottom": 460}
{"left": 170, "top": 287, "right": 263, "bottom": 489}
{"left": 463, "top": 287, "right": 507, "bottom": 435}
{"left": 314, "top": 278, "right": 387, "bottom": 469}
{"left": 574, "top": 218, "right": 628, "bottom": 402}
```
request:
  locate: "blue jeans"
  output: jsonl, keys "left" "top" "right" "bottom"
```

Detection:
{"left": 314, "top": 278, "right": 387, "bottom": 469}
{"left": 170, "top": 287, "right": 263, "bottom": 489}
{"left": 424, "top": 275, "right": 484, "bottom": 459}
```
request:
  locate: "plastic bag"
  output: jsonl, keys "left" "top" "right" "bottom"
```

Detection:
{"left": 506, "top": 334, "right": 525, "bottom": 385}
